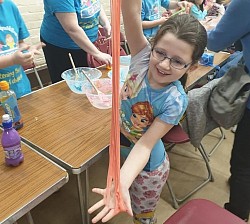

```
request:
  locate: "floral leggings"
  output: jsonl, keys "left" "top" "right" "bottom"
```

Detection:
{"left": 130, "top": 156, "right": 170, "bottom": 222}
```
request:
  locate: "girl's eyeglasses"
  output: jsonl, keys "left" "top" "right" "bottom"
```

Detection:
{"left": 152, "top": 48, "right": 192, "bottom": 70}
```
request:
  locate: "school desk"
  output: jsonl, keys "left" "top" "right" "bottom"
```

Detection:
{"left": 0, "top": 140, "right": 68, "bottom": 224}
{"left": 0, "top": 81, "right": 112, "bottom": 224}
{"left": 186, "top": 51, "right": 230, "bottom": 90}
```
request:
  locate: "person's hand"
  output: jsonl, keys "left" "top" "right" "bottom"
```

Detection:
{"left": 162, "top": 10, "right": 172, "bottom": 18}
{"left": 204, "top": 1, "right": 213, "bottom": 10}
{"left": 94, "top": 52, "right": 112, "bottom": 68}
{"left": 28, "top": 42, "right": 46, "bottom": 56}
{"left": 88, "top": 184, "right": 133, "bottom": 223}
{"left": 11, "top": 45, "right": 34, "bottom": 67}
{"left": 159, "top": 16, "right": 169, "bottom": 24}
{"left": 177, "top": 1, "right": 191, "bottom": 14}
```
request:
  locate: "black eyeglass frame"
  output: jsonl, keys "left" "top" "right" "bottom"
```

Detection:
{"left": 151, "top": 48, "right": 192, "bottom": 70}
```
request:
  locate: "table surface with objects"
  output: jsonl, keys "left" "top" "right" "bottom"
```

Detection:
{"left": 0, "top": 140, "right": 68, "bottom": 224}
{"left": 186, "top": 51, "right": 230, "bottom": 90}
{"left": 0, "top": 78, "right": 112, "bottom": 224}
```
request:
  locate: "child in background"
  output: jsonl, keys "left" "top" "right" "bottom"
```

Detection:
{"left": 141, "top": 0, "right": 190, "bottom": 39}
{"left": 188, "top": 0, "right": 213, "bottom": 20}
{"left": 88, "top": 0, "right": 207, "bottom": 223}
{"left": 0, "top": 0, "right": 43, "bottom": 98}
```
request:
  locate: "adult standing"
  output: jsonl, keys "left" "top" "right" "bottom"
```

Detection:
{"left": 40, "top": 0, "right": 112, "bottom": 83}
{"left": 207, "top": 0, "right": 250, "bottom": 221}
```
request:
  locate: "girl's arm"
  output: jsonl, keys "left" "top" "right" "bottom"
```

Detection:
{"left": 121, "top": 0, "right": 148, "bottom": 56}
{"left": 55, "top": 12, "right": 112, "bottom": 66}
{"left": 142, "top": 16, "right": 169, "bottom": 29}
{"left": 89, "top": 117, "right": 173, "bottom": 223}
{"left": 120, "top": 118, "right": 173, "bottom": 188}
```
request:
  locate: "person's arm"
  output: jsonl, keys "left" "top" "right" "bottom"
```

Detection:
{"left": 142, "top": 17, "right": 169, "bottom": 29}
{"left": 207, "top": 0, "right": 249, "bottom": 52}
{"left": 55, "top": 12, "right": 111, "bottom": 66}
{"left": 89, "top": 117, "right": 173, "bottom": 223}
{"left": 120, "top": 118, "right": 173, "bottom": 189}
{"left": 0, "top": 41, "right": 44, "bottom": 69}
{"left": 99, "top": 6, "right": 111, "bottom": 37}
{"left": 190, "top": 5, "right": 208, "bottom": 20}
{"left": 121, "top": 0, "right": 148, "bottom": 56}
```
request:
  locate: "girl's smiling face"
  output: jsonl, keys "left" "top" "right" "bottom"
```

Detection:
{"left": 148, "top": 32, "right": 194, "bottom": 89}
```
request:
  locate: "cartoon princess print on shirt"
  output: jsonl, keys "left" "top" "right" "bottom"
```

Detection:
{"left": 121, "top": 101, "right": 154, "bottom": 142}
{"left": 5, "top": 34, "right": 16, "bottom": 49}
{"left": 121, "top": 72, "right": 143, "bottom": 100}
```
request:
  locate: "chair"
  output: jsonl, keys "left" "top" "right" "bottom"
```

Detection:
{"left": 162, "top": 124, "right": 214, "bottom": 209}
{"left": 163, "top": 199, "right": 246, "bottom": 224}
{"left": 23, "top": 63, "right": 44, "bottom": 89}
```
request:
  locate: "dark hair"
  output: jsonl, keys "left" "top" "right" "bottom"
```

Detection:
{"left": 151, "top": 14, "right": 207, "bottom": 65}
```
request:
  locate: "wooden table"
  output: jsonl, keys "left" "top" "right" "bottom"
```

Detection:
{"left": 186, "top": 51, "right": 230, "bottom": 90}
{"left": 0, "top": 140, "right": 68, "bottom": 224}
{"left": 0, "top": 79, "right": 111, "bottom": 224}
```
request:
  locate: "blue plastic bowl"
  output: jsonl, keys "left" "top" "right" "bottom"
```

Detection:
{"left": 61, "top": 67, "right": 102, "bottom": 94}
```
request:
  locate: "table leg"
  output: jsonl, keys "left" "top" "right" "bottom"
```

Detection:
{"left": 26, "top": 212, "right": 34, "bottom": 224}
{"left": 77, "top": 173, "right": 86, "bottom": 224}
{"left": 84, "top": 169, "right": 90, "bottom": 224}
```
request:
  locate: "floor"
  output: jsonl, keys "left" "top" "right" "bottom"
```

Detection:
{"left": 17, "top": 127, "right": 249, "bottom": 224}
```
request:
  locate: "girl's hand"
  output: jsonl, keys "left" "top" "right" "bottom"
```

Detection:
{"left": 12, "top": 45, "right": 33, "bottom": 66}
{"left": 88, "top": 185, "right": 133, "bottom": 223}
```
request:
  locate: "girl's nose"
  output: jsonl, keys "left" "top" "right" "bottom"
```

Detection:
{"left": 159, "top": 58, "right": 171, "bottom": 70}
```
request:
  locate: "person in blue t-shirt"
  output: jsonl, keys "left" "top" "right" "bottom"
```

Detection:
{"left": 0, "top": 0, "right": 44, "bottom": 98}
{"left": 40, "top": 0, "right": 112, "bottom": 84}
{"left": 141, "top": 0, "right": 190, "bottom": 39}
{"left": 188, "top": 0, "right": 213, "bottom": 20}
{"left": 88, "top": 0, "right": 207, "bottom": 223}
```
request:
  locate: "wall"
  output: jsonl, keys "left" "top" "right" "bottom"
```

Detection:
{"left": 14, "top": 0, "right": 45, "bottom": 66}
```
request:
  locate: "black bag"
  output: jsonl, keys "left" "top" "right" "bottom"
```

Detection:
{"left": 208, "top": 65, "right": 250, "bottom": 129}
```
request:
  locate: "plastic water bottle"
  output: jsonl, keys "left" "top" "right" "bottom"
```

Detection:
{"left": 1, "top": 114, "right": 23, "bottom": 166}
{"left": 0, "top": 81, "right": 23, "bottom": 130}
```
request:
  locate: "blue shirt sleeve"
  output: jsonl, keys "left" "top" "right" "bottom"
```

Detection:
{"left": 161, "top": 0, "right": 170, "bottom": 9}
{"left": 207, "top": 0, "right": 250, "bottom": 52}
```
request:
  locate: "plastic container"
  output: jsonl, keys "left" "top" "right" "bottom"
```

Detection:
{"left": 0, "top": 81, "right": 23, "bottom": 130}
{"left": 61, "top": 67, "right": 102, "bottom": 94}
{"left": 85, "top": 78, "right": 112, "bottom": 109}
{"left": 107, "top": 67, "right": 129, "bottom": 83}
{"left": 1, "top": 114, "right": 23, "bottom": 166}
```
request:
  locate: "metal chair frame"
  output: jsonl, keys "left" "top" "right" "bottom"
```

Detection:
{"left": 162, "top": 125, "right": 214, "bottom": 209}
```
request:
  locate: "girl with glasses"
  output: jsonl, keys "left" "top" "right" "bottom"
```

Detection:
{"left": 89, "top": 1, "right": 207, "bottom": 223}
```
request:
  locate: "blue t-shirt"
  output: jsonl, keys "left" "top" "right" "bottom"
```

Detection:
{"left": 0, "top": 0, "right": 31, "bottom": 99}
{"left": 120, "top": 44, "right": 188, "bottom": 171}
{"left": 141, "top": 0, "right": 170, "bottom": 38}
{"left": 190, "top": 4, "right": 207, "bottom": 20}
{"left": 41, "top": 0, "right": 101, "bottom": 49}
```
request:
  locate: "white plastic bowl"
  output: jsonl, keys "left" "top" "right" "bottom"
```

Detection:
{"left": 85, "top": 78, "right": 112, "bottom": 109}
{"left": 61, "top": 67, "right": 102, "bottom": 94}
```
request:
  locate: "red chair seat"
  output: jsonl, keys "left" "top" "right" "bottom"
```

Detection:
{"left": 162, "top": 124, "right": 190, "bottom": 144}
{"left": 164, "top": 199, "right": 246, "bottom": 224}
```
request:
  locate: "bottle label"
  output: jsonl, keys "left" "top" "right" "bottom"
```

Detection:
{"left": 4, "top": 144, "right": 22, "bottom": 159}
{"left": 1, "top": 95, "right": 21, "bottom": 123}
